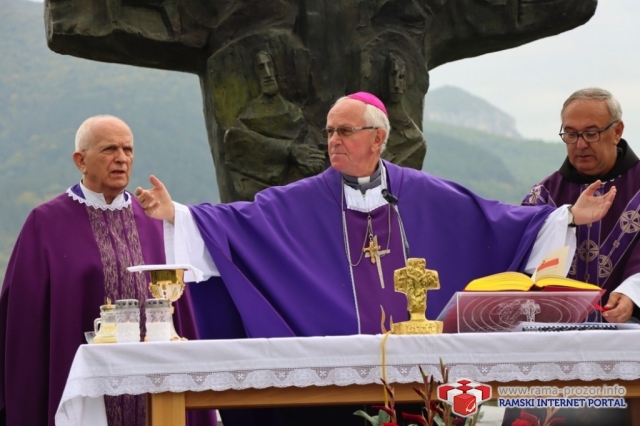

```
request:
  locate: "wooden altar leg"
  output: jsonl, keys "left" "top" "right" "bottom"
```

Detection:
{"left": 628, "top": 397, "right": 640, "bottom": 426}
{"left": 149, "top": 392, "right": 186, "bottom": 426}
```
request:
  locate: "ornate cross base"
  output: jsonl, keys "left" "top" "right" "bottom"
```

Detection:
{"left": 391, "top": 319, "right": 443, "bottom": 335}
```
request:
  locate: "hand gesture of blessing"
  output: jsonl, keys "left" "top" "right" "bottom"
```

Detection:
{"left": 571, "top": 180, "right": 616, "bottom": 225}
{"left": 135, "top": 175, "right": 176, "bottom": 223}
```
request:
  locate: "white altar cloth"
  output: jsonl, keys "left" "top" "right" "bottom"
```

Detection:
{"left": 55, "top": 331, "right": 640, "bottom": 426}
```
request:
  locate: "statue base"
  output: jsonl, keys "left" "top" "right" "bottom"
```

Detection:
{"left": 391, "top": 319, "right": 443, "bottom": 335}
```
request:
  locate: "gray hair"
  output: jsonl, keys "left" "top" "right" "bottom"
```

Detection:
{"left": 74, "top": 115, "right": 133, "bottom": 151}
{"left": 562, "top": 88, "right": 622, "bottom": 122}
{"left": 333, "top": 96, "right": 391, "bottom": 152}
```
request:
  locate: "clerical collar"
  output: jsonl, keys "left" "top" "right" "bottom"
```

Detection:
{"left": 66, "top": 182, "right": 131, "bottom": 211}
{"left": 342, "top": 166, "right": 382, "bottom": 194}
{"left": 559, "top": 139, "right": 640, "bottom": 184}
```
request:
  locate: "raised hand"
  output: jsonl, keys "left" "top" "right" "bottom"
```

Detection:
{"left": 135, "top": 175, "right": 176, "bottom": 223}
{"left": 571, "top": 180, "right": 616, "bottom": 225}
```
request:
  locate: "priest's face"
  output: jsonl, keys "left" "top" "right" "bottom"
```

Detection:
{"left": 327, "top": 99, "right": 385, "bottom": 177}
{"left": 74, "top": 117, "right": 134, "bottom": 203}
{"left": 562, "top": 99, "right": 623, "bottom": 177}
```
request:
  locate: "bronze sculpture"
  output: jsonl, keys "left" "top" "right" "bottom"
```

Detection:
{"left": 382, "top": 53, "right": 426, "bottom": 169}
{"left": 223, "top": 51, "right": 326, "bottom": 200}
{"left": 45, "top": 0, "right": 597, "bottom": 202}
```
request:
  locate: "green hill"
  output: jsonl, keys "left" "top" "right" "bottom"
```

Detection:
{"left": 421, "top": 120, "right": 567, "bottom": 203}
{"left": 0, "top": 0, "right": 570, "bottom": 280}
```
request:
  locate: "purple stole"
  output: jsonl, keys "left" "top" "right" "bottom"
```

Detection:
{"left": 579, "top": 184, "right": 640, "bottom": 285}
{"left": 344, "top": 203, "right": 409, "bottom": 334}
{"left": 70, "top": 185, "right": 151, "bottom": 426}
{"left": 524, "top": 182, "right": 640, "bottom": 287}
{"left": 69, "top": 186, "right": 149, "bottom": 304}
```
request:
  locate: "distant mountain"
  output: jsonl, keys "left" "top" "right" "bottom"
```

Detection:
{"left": 0, "top": 0, "right": 568, "bottom": 281}
{"left": 424, "top": 86, "right": 523, "bottom": 139}
{"left": 421, "top": 120, "right": 566, "bottom": 203}
{"left": 421, "top": 85, "right": 567, "bottom": 202}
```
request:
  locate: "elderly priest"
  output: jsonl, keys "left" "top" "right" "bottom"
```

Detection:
{"left": 0, "top": 116, "right": 215, "bottom": 426}
{"left": 136, "top": 93, "right": 615, "bottom": 425}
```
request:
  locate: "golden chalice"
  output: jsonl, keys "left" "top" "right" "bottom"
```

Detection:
{"left": 148, "top": 268, "right": 186, "bottom": 341}
{"left": 128, "top": 264, "right": 202, "bottom": 341}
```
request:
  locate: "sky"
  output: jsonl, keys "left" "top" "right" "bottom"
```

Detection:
{"left": 429, "top": 0, "right": 640, "bottom": 148}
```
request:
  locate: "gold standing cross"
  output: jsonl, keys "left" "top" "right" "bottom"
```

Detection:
{"left": 390, "top": 258, "right": 443, "bottom": 334}
{"left": 364, "top": 235, "right": 390, "bottom": 288}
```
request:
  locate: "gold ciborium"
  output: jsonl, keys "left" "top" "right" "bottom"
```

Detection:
{"left": 127, "top": 264, "right": 202, "bottom": 341}
{"left": 390, "top": 258, "right": 443, "bottom": 335}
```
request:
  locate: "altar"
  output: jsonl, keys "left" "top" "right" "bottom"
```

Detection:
{"left": 55, "top": 331, "right": 640, "bottom": 426}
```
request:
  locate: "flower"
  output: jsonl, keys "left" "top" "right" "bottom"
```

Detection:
{"left": 355, "top": 360, "right": 476, "bottom": 426}
{"left": 510, "top": 409, "right": 540, "bottom": 426}
{"left": 511, "top": 408, "right": 566, "bottom": 426}
{"left": 401, "top": 412, "right": 427, "bottom": 425}
{"left": 512, "top": 420, "right": 536, "bottom": 426}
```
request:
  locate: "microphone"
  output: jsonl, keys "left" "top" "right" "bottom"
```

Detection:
{"left": 381, "top": 188, "right": 398, "bottom": 205}
{"left": 381, "top": 188, "right": 410, "bottom": 260}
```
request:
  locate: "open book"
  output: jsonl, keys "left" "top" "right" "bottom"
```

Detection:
{"left": 465, "top": 246, "right": 601, "bottom": 292}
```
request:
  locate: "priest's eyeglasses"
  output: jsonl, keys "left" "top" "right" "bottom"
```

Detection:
{"left": 321, "top": 126, "right": 378, "bottom": 138}
{"left": 559, "top": 120, "right": 618, "bottom": 144}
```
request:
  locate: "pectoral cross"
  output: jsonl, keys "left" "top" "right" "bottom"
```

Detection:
{"left": 364, "top": 235, "right": 390, "bottom": 288}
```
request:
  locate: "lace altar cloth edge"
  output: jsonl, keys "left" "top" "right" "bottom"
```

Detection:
{"left": 56, "top": 331, "right": 640, "bottom": 426}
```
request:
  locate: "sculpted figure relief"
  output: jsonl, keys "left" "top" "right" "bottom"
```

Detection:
{"left": 45, "top": 0, "right": 598, "bottom": 201}
{"left": 381, "top": 53, "right": 427, "bottom": 170}
{"left": 223, "top": 50, "right": 325, "bottom": 200}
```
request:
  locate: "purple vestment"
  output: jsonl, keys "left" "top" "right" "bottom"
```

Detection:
{"left": 511, "top": 141, "right": 640, "bottom": 426}
{"left": 523, "top": 139, "right": 640, "bottom": 299}
{"left": 189, "top": 161, "right": 553, "bottom": 340}
{"left": 0, "top": 186, "right": 215, "bottom": 426}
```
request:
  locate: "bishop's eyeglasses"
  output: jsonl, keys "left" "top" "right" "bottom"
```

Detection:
{"left": 321, "top": 126, "right": 378, "bottom": 138}
{"left": 559, "top": 120, "right": 618, "bottom": 144}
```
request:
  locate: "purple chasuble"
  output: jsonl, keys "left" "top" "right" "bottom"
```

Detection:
{"left": 523, "top": 140, "right": 640, "bottom": 298}
{"left": 513, "top": 141, "right": 640, "bottom": 426}
{"left": 188, "top": 161, "right": 554, "bottom": 340}
{"left": 0, "top": 186, "right": 214, "bottom": 426}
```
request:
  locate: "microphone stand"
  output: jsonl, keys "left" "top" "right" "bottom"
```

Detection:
{"left": 381, "top": 189, "right": 410, "bottom": 261}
